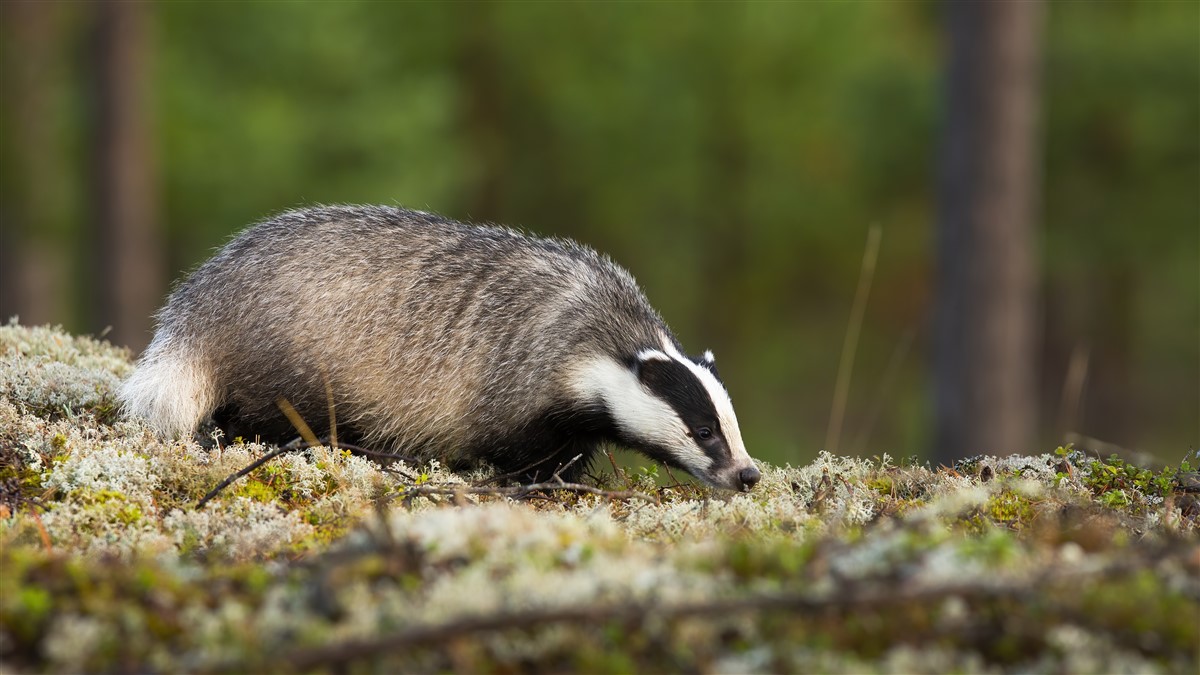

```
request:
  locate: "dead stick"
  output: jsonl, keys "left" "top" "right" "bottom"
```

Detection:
{"left": 274, "top": 575, "right": 1106, "bottom": 672}
{"left": 196, "top": 447, "right": 294, "bottom": 509}
{"left": 401, "top": 481, "right": 657, "bottom": 504}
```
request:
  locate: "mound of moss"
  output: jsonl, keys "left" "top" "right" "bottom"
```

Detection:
{"left": 1, "top": 322, "right": 1197, "bottom": 673}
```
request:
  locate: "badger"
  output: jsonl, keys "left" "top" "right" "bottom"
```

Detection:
{"left": 119, "top": 205, "right": 761, "bottom": 491}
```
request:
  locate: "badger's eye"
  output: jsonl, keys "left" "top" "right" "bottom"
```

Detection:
{"left": 696, "top": 427, "right": 713, "bottom": 441}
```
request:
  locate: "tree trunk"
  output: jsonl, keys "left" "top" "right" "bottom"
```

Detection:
{"left": 90, "top": 0, "right": 163, "bottom": 352}
{"left": 0, "top": 0, "right": 65, "bottom": 327}
{"left": 456, "top": 5, "right": 506, "bottom": 222}
{"left": 934, "top": 0, "right": 1042, "bottom": 463}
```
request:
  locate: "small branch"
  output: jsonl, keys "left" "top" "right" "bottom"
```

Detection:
{"left": 319, "top": 364, "right": 337, "bottom": 450}
{"left": 474, "top": 455, "right": 554, "bottom": 487}
{"left": 660, "top": 464, "right": 693, "bottom": 490}
{"left": 197, "top": 439, "right": 424, "bottom": 510}
{"left": 275, "top": 567, "right": 1136, "bottom": 672}
{"left": 315, "top": 441, "right": 420, "bottom": 466}
{"left": 472, "top": 440, "right": 578, "bottom": 487}
{"left": 196, "top": 446, "right": 294, "bottom": 509}
{"left": 276, "top": 397, "right": 321, "bottom": 449}
{"left": 551, "top": 453, "right": 584, "bottom": 482}
{"left": 399, "top": 480, "right": 657, "bottom": 504}
{"left": 605, "top": 449, "right": 629, "bottom": 487}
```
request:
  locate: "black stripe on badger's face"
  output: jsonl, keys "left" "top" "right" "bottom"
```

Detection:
{"left": 636, "top": 354, "right": 731, "bottom": 469}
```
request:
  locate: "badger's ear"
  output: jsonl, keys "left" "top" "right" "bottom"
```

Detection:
{"left": 694, "top": 349, "right": 721, "bottom": 380}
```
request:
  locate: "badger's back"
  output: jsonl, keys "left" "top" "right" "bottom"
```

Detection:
{"left": 120, "top": 206, "right": 667, "bottom": 464}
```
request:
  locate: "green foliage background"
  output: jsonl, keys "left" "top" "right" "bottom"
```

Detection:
{"left": 2, "top": 1, "right": 1196, "bottom": 466}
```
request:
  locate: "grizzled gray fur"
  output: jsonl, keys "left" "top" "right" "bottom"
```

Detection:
{"left": 120, "top": 206, "right": 760, "bottom": 490}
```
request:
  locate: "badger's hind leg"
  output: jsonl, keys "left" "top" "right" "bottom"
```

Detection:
{"left": 118, "top": 347, "right": 218, "bottom": 439}
{"left": 210, "top": 401, "right": 370, "bottom": 450}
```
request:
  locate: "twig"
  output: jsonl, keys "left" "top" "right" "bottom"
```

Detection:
{"left": 825, "top": 224, "right": 881, "bottom": 453}
{"left": 399, "top": 480, "right": 657, "bottom": 504}
{"left": 320, "top": 364, "right": 338, "bottom": 450}
{"left": 312, "top": 441, "right": 420, "bottom": 466}
{"left": 274, "top": 565, "right": 1139, "bottom": 672}
{"left": 474, "top": 453, "right": 561, "bottom": 487}
{"left": 276, "top": 397, "right": 322, "bottom": 449}
{"left": 551, "top": 453, "right": 584, "bottom": 482}
{"left": 196, "top": 446, "right": 295, "bottom": 509}
{"left": 661, "top": 464, "right": 690, "bottom": 490}
{"left": 474, "top": 439, "right": 586, "bottom": 487}
{"left": 605, "top": 449, "right": 629, "bottom": 487}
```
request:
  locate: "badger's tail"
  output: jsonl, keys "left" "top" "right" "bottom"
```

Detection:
{"left": 118, "top": 341, "right": 218, "bottom": 439}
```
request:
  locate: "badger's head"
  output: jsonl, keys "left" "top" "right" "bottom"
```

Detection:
{"left": 569, "top": 340, "right": 761, "bottom": 491}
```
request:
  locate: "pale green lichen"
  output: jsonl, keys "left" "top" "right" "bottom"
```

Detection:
{"left": 0, "top": 323, "right": 1196, "bottom": 674}
{"left": 0, "top": 321, "right": 131, "bottom": 424}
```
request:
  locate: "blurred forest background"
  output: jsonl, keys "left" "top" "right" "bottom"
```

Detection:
{"left": 1, "top": 1, "right": 1196, "bottom": 467}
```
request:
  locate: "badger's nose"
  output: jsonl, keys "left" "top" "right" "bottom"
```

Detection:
{"left": 738, "top": 466, "right": 761, "bottom": 491}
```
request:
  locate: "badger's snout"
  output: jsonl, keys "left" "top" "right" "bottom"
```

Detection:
{"left": 708, "top": 463, "right": 762, "bottom": 492}
{"left": 738, "top": 465, "right": 761, "bottom": 491}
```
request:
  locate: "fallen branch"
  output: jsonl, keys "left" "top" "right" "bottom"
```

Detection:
{"left": 274, "top": 565, "right": 1140, "bottom": 672}
{"left": 197, "top": 439, "right": 426, "bottom": 509}
{"left": 398, "top": 480, "right": 658, "bottom": 505}
{"left": 196, "top": 446, "right": 295, "bottom": 509}
{"left": 198, "top": 443, "right": 642, "bottom": 510}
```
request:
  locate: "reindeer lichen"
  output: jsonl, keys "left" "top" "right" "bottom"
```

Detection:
{"left": 0, "top": 323, "right": 1196, "bottom": 674}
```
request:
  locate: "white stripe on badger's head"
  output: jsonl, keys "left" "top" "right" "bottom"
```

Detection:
{"left": 566, "top": 354, "right": 713, "bottom": 477}
{"left": 566, "top": 341, "right": 760, "bottom": 491}
{"left": 657, "top": 340, "right": 757, "bottom": 488}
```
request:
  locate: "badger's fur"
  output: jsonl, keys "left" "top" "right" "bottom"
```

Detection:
{"left": 120, "top": 205, "right": 761, "bottom": 491}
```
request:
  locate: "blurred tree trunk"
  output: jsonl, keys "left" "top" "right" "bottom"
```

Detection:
{"left": 934, "top": 0, "right": 1043, "bottom": 463}
{"left": 698, "top": 4, "right": 749, "bottom": 360}
{"left": 90, "top": 0, "right": 163, "bottom": 352}
{"left": 0, "top": 1, "right": 66, "bottom": 327}
{"left": 457, "top": 5, "right": 506, "bottom": 222}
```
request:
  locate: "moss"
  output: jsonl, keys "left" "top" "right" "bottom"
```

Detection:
{"left": 985, "top": 489, "right": 1038, "bottom": 529}
{"left": 90, "top": 491, "right": 144, "bottom": 521}
{"left": 75, "top": 488, "right": 128, "bottom": 505}
{"left": 0, "top": 460, "right": 44, "bottom": 506}
{"left": 958, "top": 527, "right": 1020, "bottom": 565}
{"left": 292, "top": 507, "right": 354, "bottom": 553}
{"left": 5, "top": 585, "right": 53, "bottom": 644}
{"left": 866, "top": 476, "right": 894, "bottom": 496}
{"left": 232, "top": 478, "right": 280, "bottom": 503}
{"left": 176, "top": 526, "right": 202, "bottom": 556}
{"left": 1, "top": 324, "right": 1197, "bottom": 674}
{"left": 719, "top": 538, "right": 815, "bottom": 581}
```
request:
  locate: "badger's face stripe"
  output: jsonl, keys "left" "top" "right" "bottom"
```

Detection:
{"left": 566, "top": 356, "right": 712, "bottom": 476}
{"left": 659, "top": 340, "right": 753, "bottom": 471}
{"left": 566, "top": 341, "right": 754, "bottom": 489}
{"left": 636, "top": 356, "right": 724, "bottom": 456}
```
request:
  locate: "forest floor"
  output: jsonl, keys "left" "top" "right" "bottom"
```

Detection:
{"left": 1, "top": 323, "right": 1197, "bottom": 674}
